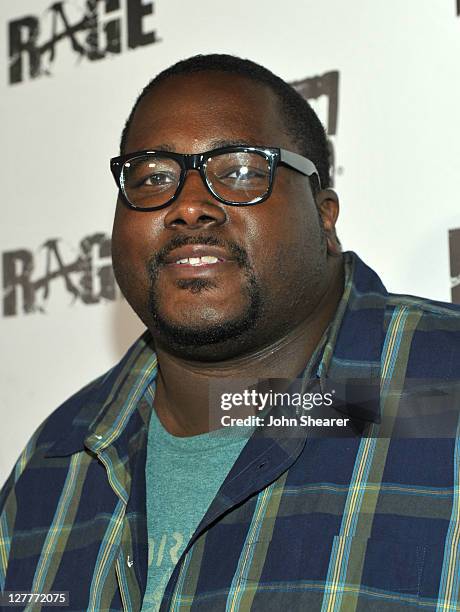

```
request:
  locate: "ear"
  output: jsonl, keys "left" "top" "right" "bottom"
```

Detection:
{"left": 316, "top": 189, "right": 341, "bottom": 256}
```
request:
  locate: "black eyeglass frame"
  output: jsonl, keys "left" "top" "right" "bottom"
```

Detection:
{"left": 110, "top": 145, "right": 321, "bottom": 211}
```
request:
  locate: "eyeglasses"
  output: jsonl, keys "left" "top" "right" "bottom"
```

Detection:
{"left": 110, "top": 145, "right": 321, "bottom": 211}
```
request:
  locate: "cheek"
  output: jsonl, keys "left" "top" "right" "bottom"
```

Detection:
{"left": 113, "top": 201, "right": 160, "bottom": 252}
{"left": 244, "top": 194, "right": 321, "bottom": 283}
{"left": 111, "top": 203, "right": 161, "bottom": 291}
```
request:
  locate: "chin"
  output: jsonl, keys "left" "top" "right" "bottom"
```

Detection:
{"left": 147, "top": 298, "right": 261, "bottom": 361}
{"left": 151, "top": 311, "right": 255, "bottom": 346}
{"left": 151, "top": 329, "right": 260, "bottom": 362}
{"left": 146, "top": 265, "right": 263, "bottom": 359}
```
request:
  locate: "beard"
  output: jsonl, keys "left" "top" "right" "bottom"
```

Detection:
{"left": 147, "top": 234, "right": 262, "bottom": 350}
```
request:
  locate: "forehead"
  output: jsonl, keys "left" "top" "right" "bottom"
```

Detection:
{"left": 125, "top": 72, "right": 293, "bottom": 154}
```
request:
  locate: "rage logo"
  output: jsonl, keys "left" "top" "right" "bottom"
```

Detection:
{"left": 8, "top": 0, "right": 159, "bottom": 85}
{"left": 2, "top": 233, "right": 118, "bottom": 316}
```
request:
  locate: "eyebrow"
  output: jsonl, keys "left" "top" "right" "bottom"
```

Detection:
{"left": 142, "top": 139, "right": 260, "bottom": 153}
{"left": 207, "top": 138, "right": 258, "bottom": 149}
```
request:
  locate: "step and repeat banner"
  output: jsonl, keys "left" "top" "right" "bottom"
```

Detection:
{"left": 1, "top": 0, "right": 460, "bottom": 484}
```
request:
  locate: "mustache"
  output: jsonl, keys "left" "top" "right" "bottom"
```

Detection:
{"left": 148, "top": 234, "right": 250, "bottom": 273}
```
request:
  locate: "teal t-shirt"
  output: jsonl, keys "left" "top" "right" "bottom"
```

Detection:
{"left": 141, "top": 407, "right": 251, "bottom": 610}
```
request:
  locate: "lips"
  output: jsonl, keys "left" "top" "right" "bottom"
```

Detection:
{"left": 163, "top": 244, "right": 233, "bottom": 266}
{"left": 158, "top": 243, "right": 237, "bottom": 280}
{"left": 174, "top": 255, "right": 223, "bottom": 266}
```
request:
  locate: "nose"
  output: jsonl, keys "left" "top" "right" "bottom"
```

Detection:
{"left": 163, "top": 170, "right": 227, "bottom": 230}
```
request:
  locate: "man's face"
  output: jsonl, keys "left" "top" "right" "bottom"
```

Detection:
{"left": 112, "top": 72, "right": 335, "bottom": 361}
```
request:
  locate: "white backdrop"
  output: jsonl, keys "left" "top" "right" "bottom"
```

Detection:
{"left": 1, "top": 0, "right": 460, "bottom": 485}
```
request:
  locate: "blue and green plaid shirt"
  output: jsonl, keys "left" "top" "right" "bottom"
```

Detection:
{"left": 1, "top": 251, "right": 460, "bottom": 611}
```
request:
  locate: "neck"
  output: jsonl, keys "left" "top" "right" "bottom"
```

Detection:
{"left": 152, "top": 256, "right": 344, "bottom": 436}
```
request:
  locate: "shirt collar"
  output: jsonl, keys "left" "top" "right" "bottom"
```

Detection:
{"left": 46, "top": 332, "right": 158, "bottom": 457}
{"left": 316, "top": 251, "right": 388, "bottom": 426}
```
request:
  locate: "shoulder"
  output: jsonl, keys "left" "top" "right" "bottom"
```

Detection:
{"left": 383, "top": 292, "right": 460, "bottom": 379}
{"left": 0, "top": 370, "right": 106, "bottom": 513}
{"left": 386, "top": 291, "right": 460, "bottom": 320}
{"left": 384, "top": 290, "right": 460, "bottom": 333}
{"left": 341, "top": 253, "right": 460, "bottom": 378}
{"left": 0, "top": 332, "right": 149, "bottom": 510}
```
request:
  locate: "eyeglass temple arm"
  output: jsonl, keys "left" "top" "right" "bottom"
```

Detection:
{"left": 279, "top": 149, "right": 322, "bottom": 189}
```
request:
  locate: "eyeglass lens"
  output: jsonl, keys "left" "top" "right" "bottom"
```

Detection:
{"left": 120, "top": 151, "right": 271, "bottom": 208}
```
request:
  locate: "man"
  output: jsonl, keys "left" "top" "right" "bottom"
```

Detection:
{"left": 1, "top": 54, "right": 460, "bottom": 611}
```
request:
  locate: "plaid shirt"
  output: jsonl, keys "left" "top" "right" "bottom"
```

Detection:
{"left": 1, "top": 251, "right": 460, "bottom": 611}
